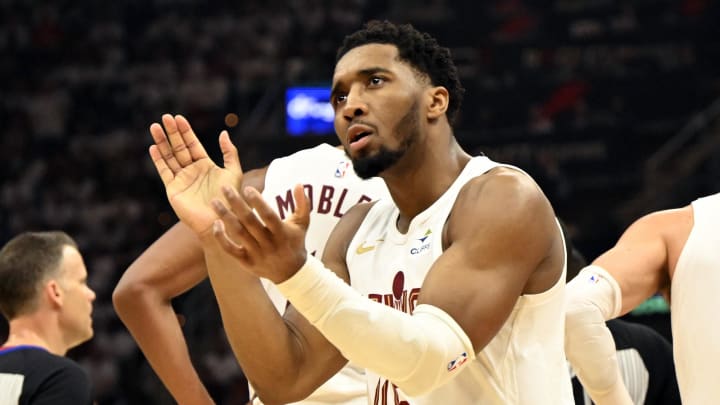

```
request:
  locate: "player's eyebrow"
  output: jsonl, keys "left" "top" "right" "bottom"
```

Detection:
{"left": 331, "top": 67, "right": 393, "bottom": 99}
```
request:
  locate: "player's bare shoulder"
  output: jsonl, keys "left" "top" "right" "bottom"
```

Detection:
{"left": 446, "top": 166, "right": 560, "bottom": 268}
{"left": 242, "top": 166, "right": 269, "bottom": 191}
{"left": 452, "top": 166, "right": 553, "bottom": 224}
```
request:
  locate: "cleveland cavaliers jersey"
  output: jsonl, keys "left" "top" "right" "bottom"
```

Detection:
{"left": 257, "top": 143, "right": 390, "bottom": 405}
{"left": 671, "top": 192, "right": 720, "bottom": 403}
{"left": 346, "top": 156, "right": 574, "bottom": 405}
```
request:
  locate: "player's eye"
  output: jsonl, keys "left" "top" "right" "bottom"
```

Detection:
{"left": 369, "top": 77, "right": 385, "bottom": 86}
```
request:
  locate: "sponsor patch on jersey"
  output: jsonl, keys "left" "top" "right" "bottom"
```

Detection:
{"left": 447, "top": 352, "right": 468, "bottom": 372}
{"left": 335, "top": 160, "right": 351, "bottom": 178}
{"left": 410, "top": 229, "right": 432, "bottom": 255}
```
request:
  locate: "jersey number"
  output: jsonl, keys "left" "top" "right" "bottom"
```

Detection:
{"left": 373, "top": 378, "right": 410, "bottom": 405}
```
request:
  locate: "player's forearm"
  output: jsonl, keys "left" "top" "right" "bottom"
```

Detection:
{"left": 113, "top": 286, "right": 214, "bottom": 404}
{"left": 276, "top": 256, "right": 476, "bottom": 396}
{"left": 565, "top": 267, "right": 631, "bottom": 405}
{"left": 565, "top": 303, "right": 632, "bottom": 405}
{"left": 201, "top": 238, "right": 325, "bottom": 403}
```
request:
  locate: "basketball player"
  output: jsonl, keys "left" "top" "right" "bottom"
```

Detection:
{"left": 0, "top": 231, "right": 95, "bottom": 405}
{"left": 149, "top": 21, "right": 574, "bottom": 404}
{"left": 565, "top": 193, "right": 720, "bottom": 404}
{"left": 112, "top": 114, "right": 389, "bottom": 404}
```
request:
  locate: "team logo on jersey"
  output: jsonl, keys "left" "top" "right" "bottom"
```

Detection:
{"left": 587, "top": 274, "right": 600, "bottom": 284}
{"left": 355, "top": 239, "right": 384, "bottom": 254}
{"left": 368, "top": 271, "right": 420, "bottom": 314}
{"left": 391, "top": 271, "right": 405, "bottom": 310}
{"left": 335, "top": 160, "right": 351, "bottom": 178}
{"left": 410, "top": 229, "right": 432, "bottom": 255}
{"left": 447, "top": 352, "right": 469, "bottom": 371}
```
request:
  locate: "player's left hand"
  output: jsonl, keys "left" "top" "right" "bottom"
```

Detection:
{"left": 210, "top": 183, "right": 310, "bottom": 283}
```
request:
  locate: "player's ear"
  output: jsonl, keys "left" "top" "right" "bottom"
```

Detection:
{"left": 426, "top": 86, "right": 449, "bottom": 120}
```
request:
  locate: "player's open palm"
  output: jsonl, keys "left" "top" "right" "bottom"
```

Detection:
{"left": 210, "top": 184, "right": 311, "bottom": 283}
{"left": 149, "top": 114, "right": 243, "bottom": 236}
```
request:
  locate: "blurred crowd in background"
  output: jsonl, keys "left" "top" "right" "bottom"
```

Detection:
{"left": 1, "top": 0, "right": 719, "bottom": 403}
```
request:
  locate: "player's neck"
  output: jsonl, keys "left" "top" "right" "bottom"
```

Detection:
{"left": 383, "top": 137, "right": 471, "bottom": 232}
{"left": 6, "top": 317, "right": 67, "bottom": 355}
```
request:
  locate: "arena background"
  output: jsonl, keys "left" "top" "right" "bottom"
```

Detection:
{"left": 1, "top": 1, "right": 719, "bottom": 403}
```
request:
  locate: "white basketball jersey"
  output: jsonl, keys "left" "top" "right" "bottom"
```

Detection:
{"left": 256, "top": 143, "right": 389, "bottom": 405}
{"left": 346, "top": 156, "right": 574, "bottom": 405}
{"left": 671, "top": 192, "right": 720, "bottom": 404}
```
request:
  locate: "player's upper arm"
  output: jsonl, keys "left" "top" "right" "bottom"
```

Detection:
{"left": 418, "top": 167, "right": 563, "bottom": 352}
{"left": 592, "top": 208, "right": 687, "bottom": 315}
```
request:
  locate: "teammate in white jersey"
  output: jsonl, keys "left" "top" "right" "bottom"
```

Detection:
{"left": 113, "top": 114, "right": 388, "bottom": 404}
{"left": 565, "top": 193, "right": 720, "bottom": 404}
{"left": 147, "top": 21, "right": 574, "bottom": 404}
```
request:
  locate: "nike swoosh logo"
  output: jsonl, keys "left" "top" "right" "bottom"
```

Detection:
{"left": 356, "top": 242, "right": 375, "bottom": 254}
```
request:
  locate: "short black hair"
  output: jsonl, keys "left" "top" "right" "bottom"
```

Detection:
{"left": 0, "top": 231, "right": 77, "bottom": 319}
{"left": 336, "top": 20, "right": 465, "bottom": 125}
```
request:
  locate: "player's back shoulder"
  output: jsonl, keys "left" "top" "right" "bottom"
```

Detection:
{"left": 270, "top": 143, "right": 346, "bottom": 171}
{"left": 268, "top": 144, "right": 357, "bottom": 183}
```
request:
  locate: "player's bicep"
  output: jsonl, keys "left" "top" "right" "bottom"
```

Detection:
{"left": 419, "top": 171, "right": 559, "bottom": 351}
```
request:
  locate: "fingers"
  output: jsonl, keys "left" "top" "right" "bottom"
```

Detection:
{"left": 240, "top": 186, "right": 291, "bottom": 238}
{"left": 211, "top": 188, "right": 265, "bottom": 254}
{"left": 161, "top": 114, "right": 194, "bottom": 167}
{"left": 175, "top": 114, "right": 209, "bottom": 161}
{"left": 149, "top": 145, "right": 175, "bottom": 187}
{"left": 149, "top": 122, "right": 182, "bottom": 173}
{"left": 290, "top": 184, "right": 310, "bottom": 231}
{"left": 151, "top": 113, "right": 214, "bottom": 174}
{"left": 219, "top": 130, "right": 243, "bottom": 175}
{"left": 212, "top": 219, "right": 249, "bottom": 261}
{"left": 210, "top": 184, "right": 305, "bottom": 262}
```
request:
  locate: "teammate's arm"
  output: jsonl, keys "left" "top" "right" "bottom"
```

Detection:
{"left": 112, "top": 168, "right": 266, "bottom": 405}
{"left": 592, "top": 207, "right": 690, "bottom": 314}
{"left": 563, "top": 208, "right": 689, "bottom": 405}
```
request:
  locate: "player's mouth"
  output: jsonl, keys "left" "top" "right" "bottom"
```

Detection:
{"left": 347, "top": 124, "right": 375, "bottom": 152}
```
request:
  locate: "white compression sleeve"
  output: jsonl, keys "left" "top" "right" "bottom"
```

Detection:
{"left": 277, "top": 255, "right": 475, "bottom": 397}
{"left": 565, "top": 265, "right": 632, "bottom": 405}
{"left": 566, "top": 265, "right": 622, "bottom": 321}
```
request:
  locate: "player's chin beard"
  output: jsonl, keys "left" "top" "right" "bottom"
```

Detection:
{"left": 352, "top": 146, "right": 405, "bottom": 179}
{"left": 349, "top": 102, "right": 419, "bottom": 180}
